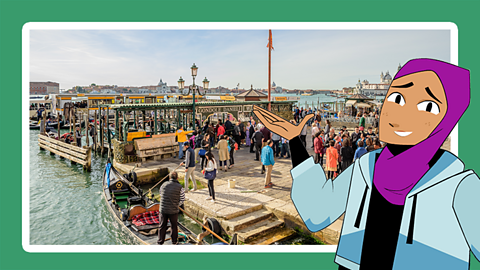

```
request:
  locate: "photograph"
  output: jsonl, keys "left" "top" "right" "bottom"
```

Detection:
{"left": 1, "top": 1, "right": 479, "bottom": 270}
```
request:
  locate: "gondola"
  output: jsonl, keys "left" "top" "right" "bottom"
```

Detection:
{"left": 102, "top": 159, "right": 233, "bottom": 245}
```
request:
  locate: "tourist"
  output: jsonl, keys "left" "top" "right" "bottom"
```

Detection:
{"left": 365, "top": 138, "right": 375, "bottom": 152}
{"left": 194, "top": 131, "right": 204, "bottom": 163}
{"left": 239, "top": 121, "right": 246, "bottom": 146}
{"left": 36, "top": 107, "right": 44, "bottom": 120}
{"left": 351, "top": 126, "right": 360, "bottom": 152}
{"left": 245, "top": 122, "right": 252, "bottom": 150}
{"left": 300, "top": 123, "right": 307, "bottom": 148}
{"left": 340, "top": 138, "right": 354, "bottom": 172}
{"left": 271, "top": 132, "right": 281, "bottom": 157}
{"left": 248, "top": 122, "right": 255, "bottom": 153}
{"left": 75, "top": 126, "right": 82, "bottom": 147}
{"left": 325, "top": 140, "right": 338, "bottom": 180}
{"left": 175, "top": 125, "right": 194, "bottom": 159}
{"left": 307, "top": 107, "right": 313, "bottom": 126}
{"left": 189, "top": 131, "right": 197, "bottom": 149}
{"left": 217, "top": 135, "right": 230, "bottom": 172}
{"left": 249, "top": 116, "right": 255, "bottom": 126}
{"left": 200, "top": 134, "right": 210, "bottom": 170}
{"left": 366, "top": 126, "right": 376, "bottom": 137}
{"left": 359, "top": 113, "right": 367, "bottom": 131}
{"left": 334, "top": 136, "right": 343, "bottom": 172}
{"left": 261, "top": 139, "right": 275, "bottom": 188}
{"left": 301, "top": 107, "right": 307, "bottom": 120}
{"left": 157, "top": 171, "right": 185, "bottom": 245}
{"left": 206, "top": 123, "right": 215, "bottom": 147}
{"left": 281, "top": 137, "right": 290, "bottom": 159}
{"left": 252, "top": 127, "right": 264, "bottom": 162}
{"left": 315, "top": 112, "right": 322, "bottom": 125}
{"left": 180, "top": 142, "right": 196, "bottom": 192}
{"left": 195, "top": 119, "right": 201, "bottom": 130}
{"left": 373, "top": 114, "right": 379, "bottom": 135}
{"left": 225, "top": 118, "right": 233, "bottom": 136}
{"left": 204, "top": 151, "right": 217, "bottom": 202}
{"left": 202, "top": 121, "right": 209, "bottom": 134}
{"left": 233, "top": 122, "right": 242, "bottom": 148}
{"left": 354, "top": 140, "right": 367, "bottom": 161}
{"left": 311, "top": 123, "right": 319, "bottom": 149}
{"left": 89, "top": 123, "right": 96, "bottom": 147}
{"left": 324, "top": 119, "right": 331, "bottom": 135}
{"left": 314, "top": 131, "right": 324, "bottom": 165}
{"left": 227, "top": 135, "right": 236, "bottom": 169}
{"left": 356, "top": 132, "right": 366, "bottom": 148}
{"left": 216, "top": 120, "right": 225, "bottom": 141}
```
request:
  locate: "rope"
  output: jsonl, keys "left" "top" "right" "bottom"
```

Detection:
{"left": 145, "top": 164, "right": 182, "bottom": 195}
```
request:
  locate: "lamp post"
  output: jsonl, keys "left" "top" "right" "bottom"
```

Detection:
{"left": 179, "top": 63, "right": 208, "bottom": 130}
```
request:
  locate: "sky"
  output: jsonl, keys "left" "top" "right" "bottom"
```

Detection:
{"left": 30, "top": 29, "right": 450, "bottom": 91}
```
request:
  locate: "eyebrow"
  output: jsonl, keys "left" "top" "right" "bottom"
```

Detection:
{"left": 425, "top": 87, "right": 442, "bottom": 104}
{"left": 391, "top": 82, "right": 414, "bottom": 88}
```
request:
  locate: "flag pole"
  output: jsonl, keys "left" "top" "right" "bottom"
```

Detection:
{"left": 267, "top": 30, "right": 273, "bottom": 111}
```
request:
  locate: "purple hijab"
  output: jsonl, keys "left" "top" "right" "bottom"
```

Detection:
{"left": 373, "top": 59, "right": 470, "bottom": 205}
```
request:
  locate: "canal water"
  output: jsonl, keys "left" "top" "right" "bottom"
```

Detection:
{"left": 30, "top": 129, "right": 229, "bottom": 245}
{"left": 30, "top": 129, "right": 299, "bottom": 245}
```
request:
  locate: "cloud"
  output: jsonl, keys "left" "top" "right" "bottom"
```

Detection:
{"left": 30, "top": 29, "right": 450, "bottom": 90}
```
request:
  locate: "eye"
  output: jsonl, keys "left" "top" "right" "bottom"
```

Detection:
{"left": 417, "top": 101, "right": 440, "bottom": 115}
{"left": 387, "top": 92, "right": 405, "bottom": 106}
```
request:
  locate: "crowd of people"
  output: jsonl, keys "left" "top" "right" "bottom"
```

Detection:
{"left": 173, "top": 107, "right": 383, "bottom": 198}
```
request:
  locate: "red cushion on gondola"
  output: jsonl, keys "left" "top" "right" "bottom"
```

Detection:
{"left": 131, "top": 210, "right": 159, "bottom": 226}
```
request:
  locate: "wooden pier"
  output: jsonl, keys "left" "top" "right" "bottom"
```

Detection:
{"left": 38, "top": 134, "right": 92, "bottom": 171}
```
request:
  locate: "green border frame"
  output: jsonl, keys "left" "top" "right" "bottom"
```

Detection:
{"left": 1, "top": 0, "right": 480, "bottom": 269}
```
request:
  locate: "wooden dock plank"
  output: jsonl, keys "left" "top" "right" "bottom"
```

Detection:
{"left": 38, "top": 142, "right": 87, "bottom": 165}
{"left": 38, "top": 134, "right": 88, "bottom": 154}
{"left": 38, "top": 137, "right": 87, "bottom": 160}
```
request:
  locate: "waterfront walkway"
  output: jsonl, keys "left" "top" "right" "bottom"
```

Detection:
{"left": 115, "top": 125, "right": 343, "bottom": 244}
{"left": 114, "top": 124, "right": 450, "bottom": 244}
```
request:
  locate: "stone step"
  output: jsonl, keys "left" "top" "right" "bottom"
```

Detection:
{"left": 248, "top": 227, "right": 296, "bottom": 245}
{"left": 220, "top": 209, "right": 273, "bottom": 233}
{"left": 237, "top": 218, "right": 284, "bottom": 243}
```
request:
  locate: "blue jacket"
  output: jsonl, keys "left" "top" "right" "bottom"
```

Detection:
{"left": 354, "top": 147, "right": 367, "bottom": 160}
{"left": 261, "top": 145, "right": 275, "bottom": 166}
{"left": 291, "top": 148, "right": 480, "bottom": 270}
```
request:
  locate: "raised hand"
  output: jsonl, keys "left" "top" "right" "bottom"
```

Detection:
{"left": 253, "top": 105, "right": 314, "bottom": 140}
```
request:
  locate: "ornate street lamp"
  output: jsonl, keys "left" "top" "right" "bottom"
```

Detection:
{"left": 202, "top": 77, "right": 210, "bottom": 93}
{"left": 180, "top": 63, "right": 208, "bottom": 129}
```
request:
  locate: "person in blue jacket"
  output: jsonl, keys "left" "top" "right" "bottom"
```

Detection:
{"left": 253, "top": 58, "right": 479, "bottom": 270}
{"left": 261, "top": 139, "right": 275, "bottom": 188}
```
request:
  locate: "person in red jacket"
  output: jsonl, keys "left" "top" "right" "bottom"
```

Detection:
{"left": 314, "top": 131, "right": 324, "bottom": 166}
{"left": 216, "top": 121, "right": 225, "bottom": 141}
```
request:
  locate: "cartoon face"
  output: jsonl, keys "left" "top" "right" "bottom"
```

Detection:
{"left": 379, "top": 71, "right": 447, "bottom": 145}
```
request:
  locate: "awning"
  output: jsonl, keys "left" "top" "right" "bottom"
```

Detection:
{"left": 345, "top": 100, "right": 356, "bottom": 106}
{"left": 356, "top": 102, "right": 373, "bottom": 108}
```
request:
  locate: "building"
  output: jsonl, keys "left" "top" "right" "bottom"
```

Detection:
{"left": 236, "top": 86, "right": 268, "bottom": 101}
{"left": 30, "top": 81, "right": 59, "bottom": 95}
{"left": 156, "top": 79, "right": 171, "bottom": 93}
{"left": 272, "top": 81, "right": 283, "bottom": 93}
{"left": 353, "top": 68, "right": 400, "bottom": 96}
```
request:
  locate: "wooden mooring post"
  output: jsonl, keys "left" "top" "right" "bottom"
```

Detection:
{"left": 94, "top": 109, "right": 97, "bottom": 155}
{"left": 38, "top": 134, "right": 91, "bottom": 171}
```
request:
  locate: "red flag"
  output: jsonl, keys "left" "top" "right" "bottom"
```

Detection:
{"left": 267, "top": 29, "right": 274, "bottom": 50}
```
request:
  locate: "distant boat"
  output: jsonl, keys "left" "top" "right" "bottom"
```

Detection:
{"left": 301, "top": 93, "right": 313, "bottom": 96}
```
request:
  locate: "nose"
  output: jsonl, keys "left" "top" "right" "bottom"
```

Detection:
{"left": 389, "top": 123, "right": 399, "bottom": 128}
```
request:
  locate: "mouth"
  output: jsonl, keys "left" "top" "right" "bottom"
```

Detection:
{"left": 394, "top": 131, "right": 412, "bottom": 137}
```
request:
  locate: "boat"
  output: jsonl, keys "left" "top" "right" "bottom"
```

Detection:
{"left": 301, "top": 93, "right": 313, "bottom": 96}
{"left": 102, "top": 160, "right": 234, "bottom": 245}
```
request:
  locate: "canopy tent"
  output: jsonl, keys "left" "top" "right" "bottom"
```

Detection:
{"left": 356, "top": 102, "right": 373, "bottom": 108}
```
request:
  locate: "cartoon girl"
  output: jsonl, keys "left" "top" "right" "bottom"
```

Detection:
{"left": 253, "top": 58, "right": 479, "bottom": 270}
